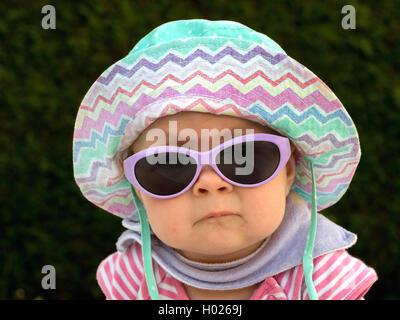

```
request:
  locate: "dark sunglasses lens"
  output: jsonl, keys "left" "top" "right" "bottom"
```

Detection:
{"left": 134, "top": 152, "right": 197, "bottom": 196}
{"left": 216, "top": 141, "right": 280, "bottom": 184}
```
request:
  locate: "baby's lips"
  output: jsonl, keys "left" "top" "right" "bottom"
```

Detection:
{"left": 201, "top": 210, "right": 238, "bottom": 220}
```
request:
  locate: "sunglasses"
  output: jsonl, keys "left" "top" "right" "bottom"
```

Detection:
{"left": 123, "top": 133, "right": 291, "bottom": 199}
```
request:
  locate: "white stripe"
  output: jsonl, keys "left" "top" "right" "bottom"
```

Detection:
{"left": 116, "top": 259, "right": 138, "bottom": 296}
{"left": 111, "top": 275, "right": 130, "bottom": 300}
{"left": 313, "top": 251, "right": 348, "bottom": 287}
{"left": 274, "top": 292, "right": 287, "bottom": 300}
{"left": 137, "top": 285, "right": 144, "bottom": 300}
{"left": 261, "top": 294, "right": 268, "bottom": 300}
{"left": 101, "top": 256, "right": 118, "bottom": 300}
{"left": 301, "top": 280, "right": 308, "bottom": 299}
{"left": 296, "top": 265, "right": 305, "bottom": 300}
{"left": 159, "top": 282, "right": 178, "bottom": 295}
{"left": 301, "top": 252, "right": 340, "bottom": 299}
{"left": 108, "top": 255, "right": 119, "bottom": 300}
{"left": 109, "top": 254, "right": 116, "bottom": 275}
{"left": 330, "top": 263, "right": 370, "bottom": 299}
{"left": 132, "top": 244, "right": 144, "bottom": 275}
{"left": 154, "top": 264, "right": 178, "bottom": 296}
{"left": 99, "top": 263, "right": 113, "bottom": 299}
{"left": 313, "top": 252, "right": 335, "bottom": 274}
{"left": 288, "top": 266, "right": 300, "bottom": 299}
{"left": 317, "top": 257, "right": 358, "bottom": 298}
{"left": 123, "top": 253, "right": 141, "bottom": 288}
{"left": 154, "top": 263, "right": 162, "bottom": 283}
{"left": 279, "top": 269, "right": 290, "bottom": 290}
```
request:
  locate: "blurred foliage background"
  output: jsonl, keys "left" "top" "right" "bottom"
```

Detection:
{"left": 1, "top": 0, "right": 399, "bottom": 300}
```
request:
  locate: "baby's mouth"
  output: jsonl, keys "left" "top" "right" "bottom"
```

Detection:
{"left": 201, "top": 211, "right": 237, "bottom": 220}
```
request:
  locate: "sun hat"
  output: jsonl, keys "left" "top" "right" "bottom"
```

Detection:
{"left": 72, "top": 19, "right": 361, "bottom": 300}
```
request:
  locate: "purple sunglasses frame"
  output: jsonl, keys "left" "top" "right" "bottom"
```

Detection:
{"left": 123, "top": 133, "right": 291, "bottom": 199}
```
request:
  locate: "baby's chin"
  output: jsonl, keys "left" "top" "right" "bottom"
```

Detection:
{"left": 174, "top": 238, "right": 266, "bottom": 264}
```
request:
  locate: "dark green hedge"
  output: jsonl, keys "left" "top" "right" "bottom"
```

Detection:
{"left": 1, "top": 0, "right": 399, "bottom": 299}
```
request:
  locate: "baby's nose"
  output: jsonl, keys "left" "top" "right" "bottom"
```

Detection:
{"left": 192, "top": 165, "right": 233, "bottom": 196}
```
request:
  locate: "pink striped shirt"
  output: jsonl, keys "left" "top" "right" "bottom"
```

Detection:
{"left": 96, "top": 242, "right": 377, "bottom": 300}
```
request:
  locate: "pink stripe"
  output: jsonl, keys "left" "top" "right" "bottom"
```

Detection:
{"left": 273, "top": 270, "right": 285, "bottom": 284}
{"left": 312, "top": 251, "right": 342, "bottom": 282}
{"left": 292, "top": 266, "right": 304, "bottom": 300}
{"left": 153, "top": 263, "right": 179, "bottom": 299}
{"left": 326, "top": 259, "right": 363, "bottom": 299}
{"left": 125, "top": 244, "right": 144, "bottom": 282}
{"left": 106, "top": 256, "right": 125, "bottom": 300}
{"left": 109, "top": 253, "right": 126, "bottom": 300}
{"left": 316, "top": 254, "right": 354, "bottom": 298}
{"left": 111, "top": 286, "right": 124, "bottom": 300}
{"left": 114, "top": 267, "right": 136, "bottom": 299}
{"left": 140, "top": 277, "right": 151, "bottom": 300}
{"left": 158, "top": 285, "right": 178, "bottom": 299}
{"left": 346, "top": 273, "right": 377, "bottom": 300}
{"left": 331, "top": 266, "right": 374, "bottom": 300}
{"left": 134, "top": 242, "right": 144, "bottom": 266}
{"left": 163, "top": 277, "right": 184, "bottom": 299}
{"left": 96, "top": 256, "right": 114, "bottom": 299}
{"left": 156, "top": 264, "right": 166, "bottom": 280}
{"left": 317, "top": 255, "right": 363, "bottom": 300}
{"left": 302, "top": 251, "right": 342, "bottom": 299}
{"left": 118, "top": 255, "right": 140, "bottom": 295}
{"left": 252, "top": 277, "right": 280, "bottom": 300}
{"left": 283, "top": 268, "right": 294, "bottom": 293}
{"left": 285, "top": 267, "right": 297, "bottom": 299}
{"left": 266, "top": 286, "right": 286, "bottom": 300}
{"left": 173, "top": 278, "right": 190, "bottom": 300}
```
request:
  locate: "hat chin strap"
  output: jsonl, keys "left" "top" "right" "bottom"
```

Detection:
{"left": 130, "top": 161, "right": 319, "bottom": 300}
{"left": 303, "top": 158, "right": 319, "bottom": 300}
{"left": 130, "top": 185, "right": 160, "bottom": 300}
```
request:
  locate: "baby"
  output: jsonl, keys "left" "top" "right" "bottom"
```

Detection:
{"left": 73, "top": 19, "right": 377, "bottom": 300}
{"left": 128, "top": 112, "right": 296, "bottom": 299}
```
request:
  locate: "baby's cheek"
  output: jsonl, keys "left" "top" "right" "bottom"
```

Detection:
{"left": 145, "top": 199, "right": 190, "bottom": 245}
{"left": 246, "top": 186, "right": 286, "bottom": 226}
{"left": 250, "top": 186, "right": 285, "bottom": 210}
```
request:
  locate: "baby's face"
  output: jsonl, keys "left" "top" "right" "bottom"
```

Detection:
{"left": 130, "top": 112, "right": 296, "bottom": 263}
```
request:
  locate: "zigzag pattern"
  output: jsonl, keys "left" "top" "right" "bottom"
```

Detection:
{"left": 73, "top": 40, "right": 360, "bottom": 218}
{"left": 98, "top": 46, "right": 287, "bottom": 85}
{"left": 85, "top": 56, "right": 318, "bottom": 106}
{"left": 82, "top": 69, "right": 324, "bottom": 111}
{"left": 77, "top": 75, "right": 338, "bottom": 122}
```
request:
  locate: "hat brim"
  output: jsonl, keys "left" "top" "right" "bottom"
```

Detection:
{"left": 73, "top": 35, "right": 360, "bottom": 218}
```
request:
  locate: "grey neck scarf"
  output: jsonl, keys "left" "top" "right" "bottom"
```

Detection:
{"left": 116, "top": 191, "right": 357, "bottom": 290}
